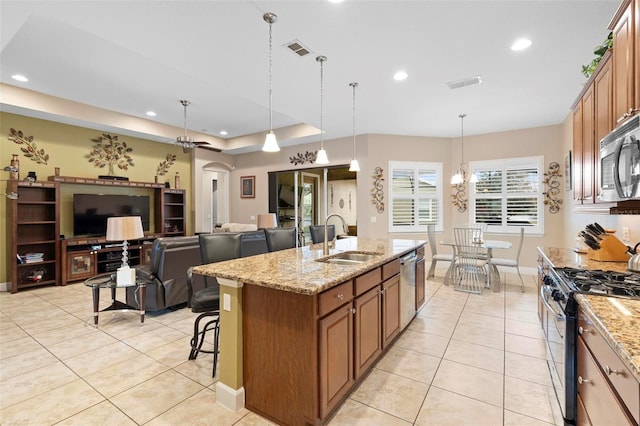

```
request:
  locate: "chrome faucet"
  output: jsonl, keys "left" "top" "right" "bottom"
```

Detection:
{"left": 323, "top": 213, "right": 348, "bottom": 255}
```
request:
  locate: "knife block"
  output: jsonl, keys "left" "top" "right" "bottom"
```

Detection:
{"left": 587, "top": 234, "right": 630, "bottom": 262}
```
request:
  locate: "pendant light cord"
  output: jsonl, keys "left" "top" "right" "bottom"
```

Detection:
{"left": 268, "top": 19, "right": 273, "bottom": 133}
{"left": 351, "top": 82, "right": 358, "bottom": 157}
{"left": 320, "top": 57, "right": 325, "bottom": 148}
{"left": 459, "top": 113, "right": 466, "bottom": 164}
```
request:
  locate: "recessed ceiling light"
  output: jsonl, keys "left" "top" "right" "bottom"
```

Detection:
{"left": 328, "top": 0, "right": 344, "bottom": 3}
{"left": 511, "top": 38, "right": 532, "bottom": 51}
{"left": 393, "top": 71, "right": 408, "bottom": 81}
{"left": 220, "top": 130, "right": 228, "bottom": 136}
{"left": 11, "top": 74, "right": 28, "bottom": 82}
{"left": 146, "top": 111, "right": 157, "bottom": 117}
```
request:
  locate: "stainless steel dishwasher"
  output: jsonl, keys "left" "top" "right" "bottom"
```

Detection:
{"left": 400, "top": 251, "right": 417, "bottom": 328}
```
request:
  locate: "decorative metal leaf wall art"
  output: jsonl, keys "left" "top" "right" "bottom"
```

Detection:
{"left": 289, "top": 150, "right": 317, "bottom": 165}
{"left": 86, "top": 133, "right": 134, "bottom": 175}
{"left": 451, "top": 183, "right": 468, "bottom": 213}
{"left": 543, "top": 161, "right": 562, "bottom": 213}
{"left": 8, "top": 128, "right": 49, "bottom": 165}
{"left": 371, "top": 166, "right": 384, "bottom": 213}
{"left": 156, "top": 153, "right": 177, "bottom": 176}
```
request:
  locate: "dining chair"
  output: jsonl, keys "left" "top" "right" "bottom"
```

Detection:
{"left": 489, "top": 227, "right": 525, "bottom": 292}
{"left": 309, "top": 224, "right": 335, "bottom": 244}
{"left": 426, "top": 224, "right": 453, "bottom": 279}
{"left": 264, "top": 227, "right": 297, "bottom": 251}
{"left": 452, "top": 227, "right": 489, "bottom": 294}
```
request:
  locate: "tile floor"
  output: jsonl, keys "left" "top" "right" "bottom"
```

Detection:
{"left": 0, "top": 271, "right": 563, "bottom": 425}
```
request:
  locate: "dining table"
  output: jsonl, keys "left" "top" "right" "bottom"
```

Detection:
{"left": 440, "top": 238, "right": 512, "bottom": 292}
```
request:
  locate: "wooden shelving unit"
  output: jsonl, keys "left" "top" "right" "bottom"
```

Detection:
{"left": 156, "top": 188, "right": 186, "bottom": 237}
{"left": 6, "top": 180, "right": 60, "bottom": 293}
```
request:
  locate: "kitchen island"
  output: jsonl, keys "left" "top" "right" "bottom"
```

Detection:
{"left": 193, "top": 237, "right": 426, "bottom": 426}
{"left": 537, "top": 247, "right": 640, "bottom": 424}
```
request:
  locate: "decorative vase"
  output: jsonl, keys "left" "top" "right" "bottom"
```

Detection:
{"left": 154, "top": 175, "right": 159, "bottom": 183}
{"left": 10, "top": 154, "right": 19, "bottom": 180}
{"left": 175, "top": 172, "right": 180, "bottom": 189}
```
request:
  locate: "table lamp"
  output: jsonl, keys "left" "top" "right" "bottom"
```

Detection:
{"left": 257, "top": 213, "right": 278, "bottom": 229}
{"left": 106, "top": 216, "right": 144, "bottom": 286}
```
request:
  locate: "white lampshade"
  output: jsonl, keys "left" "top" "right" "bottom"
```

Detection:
{"left": 349, "top": 159, "right": 360, "bottom": 172}
{"left": 106, "top": 216, "right": 144, "bottom": 241}
{"left": 450, "top": 173, "right": 463, "bottom": 185}
{"left": 469, "top": 172, "right": 478, "bottom": 183}
{"left": 262, "top": 131, "right": 280, "bottom": 152}
{"left": 315, "top": 148, "right": 329, "bottom": 164}
{"left": 257, "top": 213, "right": 278, "bottom": 229}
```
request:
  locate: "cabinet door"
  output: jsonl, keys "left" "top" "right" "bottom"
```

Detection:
{"left": 612, "top": 2, "right": 636, "bottom": 124}
{"left": 581, "top": 85, "right": 596, "bottom": 203}
{"left": 354, "top": 286, "right": 382, "bottom": 379}
{"left": 382, "top": 275, "right": 400, "bottom": 348}
{"left": 593, "top": 54, "right": 613, "bottom": 203}
{"left": 573, "top": 103, "right": 584, "bottom": 203}
{"left": 66, "top": 250, "right": 95, "bottom": 282}
{"left": 415, "top": 257, "right": 425, "bottom": 310}
{"left": 319, "top": 304, "right": 354, "bottom": 419}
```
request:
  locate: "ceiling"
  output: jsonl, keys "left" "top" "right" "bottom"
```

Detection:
{"left": 0, "top": 0, "right": 619, "bottom": 154}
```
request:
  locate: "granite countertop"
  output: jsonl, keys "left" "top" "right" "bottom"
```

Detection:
{"left": 538, "top": 247, "right": 640, "bottom": 382}
{"left": 192, "top": 237, "right": 425, "bottom": 295}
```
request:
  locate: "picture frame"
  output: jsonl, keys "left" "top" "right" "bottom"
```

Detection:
{"left": 564, "top": 151, "right": 572, "bottom": 191}
{"left": 241, "top": 175, "right": 255, "bottom": 198}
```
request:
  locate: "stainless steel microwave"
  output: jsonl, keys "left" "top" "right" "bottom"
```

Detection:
{"left": 598, "top": 114, "right": 640, "bottom": 202}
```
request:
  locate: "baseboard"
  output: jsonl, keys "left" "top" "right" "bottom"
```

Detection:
{"left": 215, "top": 382, "right": 245, "bottom": 411}
{"left": 0, "top": 282, "right": 9, "bottom": 292}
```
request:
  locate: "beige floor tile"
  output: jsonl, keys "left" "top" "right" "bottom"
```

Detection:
{"left": 173, "top": 353, "right": 217, "bottom": 386}
{"left": 122, "top": 325, "right": 188, "bottom": 352}
{"left": 505, "top": 352, "right": 553, "bottom": 387}
{"left": 463, "top": 300, "right": 505, "bottom": 318}
{"left": 504, "top": 376, "right": 557, "bottom": 424}
{"left": 47, "top": 328, "right": 119, "bottom": 359}
{"left": 0, "top": 335, "right": 42, "bottom": 360}
{"left": 375, "top": 346, "right": 441, "bottom": 384}
{"left": 415, "top": 386, "right": 503, "bottom": 426}
{"left": 110, "top": 369, "right": 204, "bottom": 424}
{"left": 0, "top": 361, "right": 78, "bottom": 409}
{"left": 432, "top": 359, "right": 504, "bottom": 407}
{"left": 234, "top": 411, "right": 281, "bottom": 426}
{"left": 444, "top": 338, "right": 504, "bottom": 374}
{"left": 395, "top": 329, "right": 450, "bottom": 358}
{"left": 148, "top": 307, "right": 197, "bottom": 325}
{"left": 452, "top": 322, "right": 505, "bottom": 350}
{"left": 168, "top": 315, "right": 202, "bottom": 335}
{"left": 146, "top": 335, "right": 195, "bottom": 367}
{"left": 56, "top": 400, "right": 137, "bottom": 426}
{"left": 63, "top": 341, "right": 143, "bottom": 377}
{"left": 350, "top": 369, "right": 429, "bottom": 422}
{"left": 329, "top": 398, "right": 412, "bottom": 425}
{"left": 0, "top": 379, "right": 104, "bottom": 425}
{"left": 506, "top": 306, "right": 540, "bottom": 324}
{"left": 408, "top": 315, "right": 457, "bottom": 339}
{"left": 0, "top": 346, "right": 59, "bottom": 380}
{"left": 458, "top": 310, "right": 505, "bottom": 332}
{"left": 97, "top": 316, "right": 165, "bottom": 340}
{"left": 506, "top": 319, "right": 545, "bottom": 340}
{"left": 504, "top": 409, "right": 557, "bottom": 425}
{"left": 84, "top": 353, "right": 169, "bottom": 398}
{"left": 505, "top": 333, "right": 547, "bottom": 360}
{"left": 31, "top": 319, "right": 100, "bottom": 346}
{"left": 20, "top": 313, "right": 87, "bottom": 335}
{"left": 146, "top": 387, "right": 250, "bottom": 425}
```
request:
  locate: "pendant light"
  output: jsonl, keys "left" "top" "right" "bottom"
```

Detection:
{"left": 262, "top": 12, "right": 280, "bottom": 152}
{"left": 451, "top": 114, "right": 477, "bottom": 184}
{"left": 315, "top": 55, "right": 329, "bottom": 164}
{"left": 348, "top": 82, "right": 360, "bottom": 172}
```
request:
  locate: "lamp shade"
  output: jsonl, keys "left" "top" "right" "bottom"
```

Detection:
{"left": 262, "top": 131, "right": 280, "bottom": 152}
{"left": 106, "top": 216, "right": 144, "bottom": 241}
{"left": 257, "top": 213, "right": 278, "bottom": 229}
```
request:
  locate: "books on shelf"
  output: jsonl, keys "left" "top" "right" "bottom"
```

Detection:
{"left": 17, "top": 253, "right": 45, "bottom": 264}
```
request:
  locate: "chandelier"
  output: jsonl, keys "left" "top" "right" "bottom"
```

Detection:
{"left": 451, "top": 114, "right": 477, "bottom": 184}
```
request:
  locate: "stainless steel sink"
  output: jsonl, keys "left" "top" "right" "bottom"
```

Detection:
{"left": 316, "top": 251, "right": 382, "bottom": 265}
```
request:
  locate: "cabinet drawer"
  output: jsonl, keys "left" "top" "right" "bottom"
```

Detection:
{"left": 416, "top": 246, "right": 425, "bottom": 259}
{"left": 577, "top": 337, "right": 633, "bottom": 425}
{"left": 382, "top": 258, "right": 400, "bottom": 281}
{"left": 578, "top": 311, "right": 640, "bottom": 423}
{"left": 319, "top": 280, "right": 353, "bottom": 317}
{"left": 355, "top": 268, "right": 381, "bottom": 296}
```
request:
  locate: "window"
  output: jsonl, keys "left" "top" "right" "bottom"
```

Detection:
{"left": 469, "top": 156, "right": 543, "bottom": 234}
{"left": 389, "top": 161, "right": 443, "bottom": 233}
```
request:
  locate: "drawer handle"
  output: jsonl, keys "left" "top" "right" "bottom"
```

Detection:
{"left": 351, "top": 308, "right": 357, "bottom": 314}
{"left": 578, "top": 326, "right": 592, "bottom": 335}
{"left": 577, "top": 376, "right": 592, "bottom": 385}
{"left": 605, "top": 365, "right": 621, "bottom": 376}
{"left": 336, "top": 293, "right": 343, "bottom": 301}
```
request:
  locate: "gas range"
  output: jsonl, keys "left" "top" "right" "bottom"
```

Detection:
{"left": 554, "top": 267, "right": 640, "bottom": 299}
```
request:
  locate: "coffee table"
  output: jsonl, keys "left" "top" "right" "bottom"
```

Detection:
{"left": 84, "top": 272, "right": 147, "bottom": 325}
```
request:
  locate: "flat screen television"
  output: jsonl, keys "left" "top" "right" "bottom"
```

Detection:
{"left": 73, "top": 193, "right": 150, "bottom": 237}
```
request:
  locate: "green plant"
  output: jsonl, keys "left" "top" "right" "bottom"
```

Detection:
{"left": 581, "top": 32, "right": 613, "bottom": 78}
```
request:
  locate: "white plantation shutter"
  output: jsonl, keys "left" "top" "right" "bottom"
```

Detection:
{"left": 470, "top": 156, "right": 543, "bottom": 234}
{"left": 389, "top": 162, "right": 443, "bottom": 232}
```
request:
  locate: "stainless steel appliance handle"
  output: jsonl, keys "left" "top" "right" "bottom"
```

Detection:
{"left": 540, "top": 285, "right": 564, "bottom": 320}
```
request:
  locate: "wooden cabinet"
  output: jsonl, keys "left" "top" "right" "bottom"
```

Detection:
{"left": 577, "top": 306, "right": 640, "bottom": 424}
{"left": 156, "top": 188, "right": 186, "bottom": 236}
{"left": 574, "top": 84, "right": 596, "bottom": 204}
{"left": 382, "top": 274, "right": 401, "bottom": 347}
{"left": 611, "top": 0, "right": 639, "bottom": 125}
{"left": 354, "top": 286, "right": 382, "bottom": 379}
{"left": 7, "top": 181, "right": 60, "bottom": 293}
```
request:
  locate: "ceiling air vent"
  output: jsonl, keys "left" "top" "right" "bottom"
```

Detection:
{"left": 446, "top": 75, "right": 483, "bottom": 90}
{"left": 285, "top": 39, "right": 311, "bottom": 57}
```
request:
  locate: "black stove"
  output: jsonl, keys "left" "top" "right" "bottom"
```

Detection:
{"left": 555, "top": 267, "right": 640, "bottom": 299}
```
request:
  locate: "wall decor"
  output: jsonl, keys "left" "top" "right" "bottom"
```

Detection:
{"left": 86, "top": 133, "right": 134, "bottom": 176}
{"left": 451, "top": 183, "right": 468, "bottom": 213}
{"left": 157, "top": 153, "right": 177, "bottom": 176}
{"left": 564, "top": 151, "right": 572, "bottom": 191}
{"left": 371, "top": 166, "right": 384, "bottom": 213}
{"left": 241, "top": 175, "right": 255, "bottom": 198}
{"left": 289, "top": 150, "right": 317, "bottom": 165}
{"left": 543, "top": 161, "right": 563, "bottom": 213}
{"left": 8, "top": 128, "right": 49, "bottom": 165}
